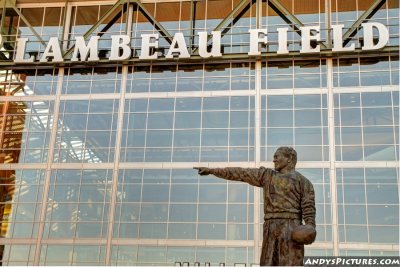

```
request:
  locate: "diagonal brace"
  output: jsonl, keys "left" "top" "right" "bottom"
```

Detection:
{"left": 268, "top": 0, "right": 303, "bottom": 33}
{"left": 268, "top": 0, "right": 327, "bottom": 49}
{"left": 192, "top": 0, "right": 255, "bottom": 53}
{"left": 189, "top": 0, "right": 197, "bottom": 53}
{"left": 134, "top": 0, "right": 173, "bottom": 45}
{"left": 212, "top": 0, "right": 255, "bottom": 34}
{"left": 342, "top": 0, "right": 387, "bottom": 46}
{"left": 63, "top": 0, "right": 126, "bottom": 57}
{"left": 12, "top": 6, "right": 47, "bottom": 47}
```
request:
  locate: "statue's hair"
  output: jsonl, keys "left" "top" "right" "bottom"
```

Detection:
{"left": 276, "top": 147, "right": 297, "bottom": 167}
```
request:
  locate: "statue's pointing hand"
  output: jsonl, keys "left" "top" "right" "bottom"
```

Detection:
{"left": 193, "top": 167, "right": 210, "bottom": 176}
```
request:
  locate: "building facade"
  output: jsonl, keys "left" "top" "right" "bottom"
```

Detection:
{"left": 0, "top": 0, "right": 398, "bottom": 265}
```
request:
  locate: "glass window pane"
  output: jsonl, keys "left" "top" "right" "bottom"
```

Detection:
{"left": 230, "top": 111, "right": 250, "bottom": 128}
{"left": 203, "top": 97, "right": 229, "bottom": 110}
{"left": 340, "top": 127, "right": 362, "bottom": 145}
{"left": 170, "top": 185, "right": 198, "bottom": 202}
{"left": 295, "top": 128, "right": 322, "bottom": 145}
{"left": 267, "top": 110, "right": 293, "bottom": 127}
{"left": 201, "top": 129, "right": 228, "bottom": 146}
{"left": 198, "top": 204, "right": 226, "bottom": 222}
{"left": 202, "top": 112, "right": 229, "bottom": 128}
{"left": 362, "top": 108, "right": 394, "bottom": 126}
{"left": 149, "top": 99, "right": 174, "bottom": 111}
{"left": 366, "top": 185, "right": 399, "bottom": 204}
{"left": 344, "top": 205, "right": 366, "bottom": 224}
{"left": 140, "top": 204, "right": 168, "bottom": 222}
{"left": 197, "top": 224, "right": 226, "bottom": 239}
{"left": 168, "top": 223, "right": 196, "bottom": 239}
{"left": 199, "top": 185, "right": 227, "bottom": 202}
{"left": 295, "top": 110, "right": 321, "bottom": 127}
{"left": 175, "top": 98, "right": 202, "bottom": 111}
{"left": 173, "top": 130, "right": 200, "bottom": 146}
{"left": 368, "top": 205, "right": 399, "bottom": 225}
{"left": 146, "top": 131, "right": 173, "bottom": 147}
{"left": 169, "top": 204, "right": 197, "bottom": 222}
{"left": 147, "top": 113, "right": 173, "bottom": 129}
{"left": 369, "top": 226, "right": 399, "bottom": 243}
{"left": 363, "top": 127, "right": 394, "bottom": 145}
{"left": 142, "top": 185, "right": 169, "bottom": 202}
{"left": 174, "top": 112, "right": 201, "bottom": 128}
{"left": 229, "top": 129, "right": 249, "bottom": 146}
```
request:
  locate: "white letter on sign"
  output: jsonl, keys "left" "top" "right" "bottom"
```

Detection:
{"left": 109, "top": 35, "right": 131, "bottom": 60}
{"left": 166, "top": 33, "right": 190, "bottom": 59}
{"left": 362, "top": 22, "right": 389, "bottom": 50}
{"left": 40, "top": 37, "right": 63, "bottom": 62}
{"left": 15, "top": 38, "right": 35, "bottom": 63}
{"left": 332, "top": 24, "right": 355, "bottom": 52}
{"left": 248, "top": 29, "right": 268, "bottom": 56}
{"left": 277, "top": 28, "right": 289, "bottom": 54}
{"left": 71, "top": 36, "right": 100, "bottom": 62}
{"left": 140, "top": 34, "right": 159, "bottom": 59}
{"left": 198, "top": 31, "right": 222, "bottom": 58}
{"left": 300, "top": 26, "right": 320, "bottom": 53}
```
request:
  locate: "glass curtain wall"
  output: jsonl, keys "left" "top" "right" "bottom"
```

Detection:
{"left": 0, "top": 0, "right": 398, "bottom": 265}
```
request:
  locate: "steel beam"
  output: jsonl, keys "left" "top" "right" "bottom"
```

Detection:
{"left": 60, "top": 0, "right": 184, "bottom": 57}
{"left": 215, "top": 0, "right": 256, "bottom": 35}
{"left": 0, "top": 0, "right": 6, "bottom": 35}
{"left": 134, "top": 0, "right": 173, "bottom": 45}
{"left": 342, "top": 0, "right": 387, "bottom": 46}
{"left": 60, "top": 0, "right": 69, "bottom": 44}
{"left": 268, "top": 0, "right": 303, "bottom": 33}
{"left": 268, "top": 0, "right": 327, "bottom": 49}
{"left": 11, "top": 6, "right": 47, "bottom": 47}
{"left": 100, "top": 8, "right": 124, "bottom": 35}
{"left": 192, "top": 0, "right": 255, "bottom": 53}
{"left": 189, "top": 0, "right": 197, "bottom": 53}
{"left": 0, "top": 0, "right": 6, "bottom": 59}
{"left": 78, "top": 0, "right": 125, "bottom": 41}
{"left": 63, "top": 0, "right": 126, "bottom": 57}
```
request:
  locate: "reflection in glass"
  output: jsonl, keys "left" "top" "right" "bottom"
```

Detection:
{"left": 0, "top": 245, "right": 35, "bottom": 265}
{"left": 54, "top": 99, "right": 118, "bottom": 163}
{"left": 1, "top": 100, "right": 53, "bottom": 164}
{"left": 111, "top": 245, "right": 138, "bottom": 265}
{"left": 45, "top": 169, "right": 111, "bottom": 238}
{"left": 122, "top": 96, "right": 254, "bottom": 162}
{"left": 41, "top": 245, "right": 105, "bottom": 265}
{"left": 63, "top": 68, "right": 122, "bottom": 94}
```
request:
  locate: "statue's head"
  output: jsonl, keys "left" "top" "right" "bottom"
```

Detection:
{"left": 273, "top": 147, "right": 297, "bottom": 172}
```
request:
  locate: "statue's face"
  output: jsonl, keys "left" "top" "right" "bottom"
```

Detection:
{"left": 273, "top": 150, "right": 290, "bottom": 172}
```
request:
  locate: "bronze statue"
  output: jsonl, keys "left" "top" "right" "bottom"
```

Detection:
{"left": 194, "top": 147, "right": 316, "bottom": 266}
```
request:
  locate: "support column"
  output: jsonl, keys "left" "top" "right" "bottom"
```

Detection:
{"left": 33, "top": 67, "right": 64, "bottom": 265}
{"left": 327, "top": 57, "right": 339, "bottom": 256}
{"left": 325, "top": 0, "right": 339, "bottom": 256}
{"left": 253, "top": 0, "right": 263, "bottom": 263}
{"left": 33, "top": 1, "right": 73, "bottom": 264}
{"left": 105, "top": 2, "right": 133, "bottom": 265}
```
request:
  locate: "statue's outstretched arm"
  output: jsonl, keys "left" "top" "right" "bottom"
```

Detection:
{"left": 194, "top": 167, "right": 268, "bottom": 187}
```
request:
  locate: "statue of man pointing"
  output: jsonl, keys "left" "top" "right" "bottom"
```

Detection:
{"left": 194, "top": 147, "right": 316, "bottom": 266}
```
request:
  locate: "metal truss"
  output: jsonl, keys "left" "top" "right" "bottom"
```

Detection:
{"left": 192, "top": 0, "right": 257, "bottom": 53}
{"left": 268, "top": 0, "right": 328, "bottom": 49}
{"left": 0, "top": 0, "right": 397, "bottom": 67}
{"left": 342, "top": 0, "right": 387, "bottom": 46}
